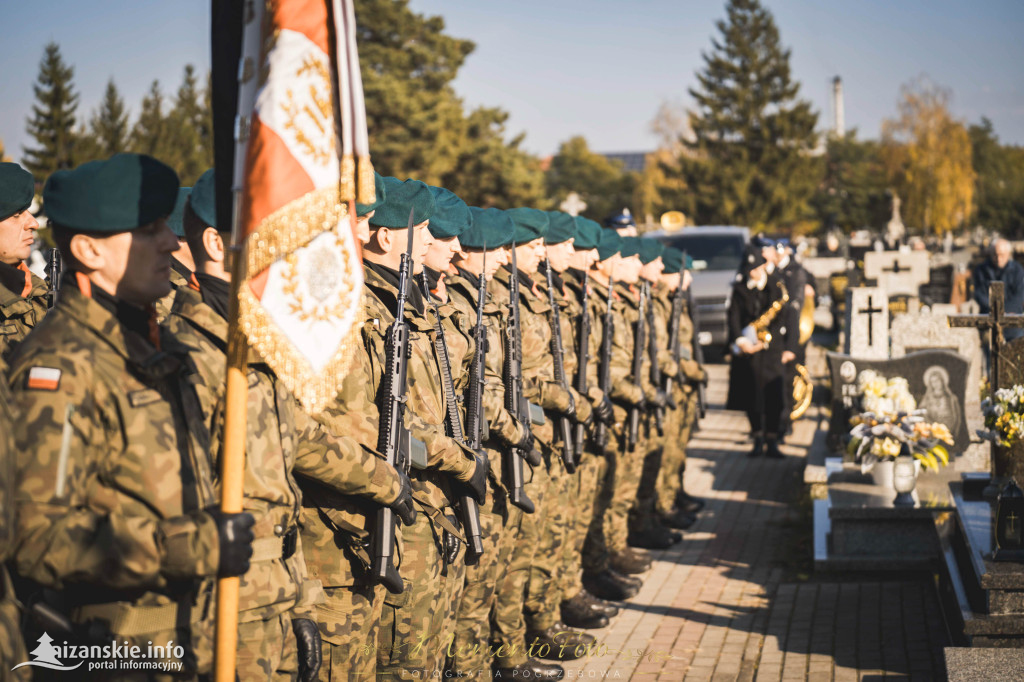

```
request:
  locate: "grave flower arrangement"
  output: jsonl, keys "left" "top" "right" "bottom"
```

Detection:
{"left": 845, "top": 370, "right": 954, "bottom": 473}
{"left": 979, "top": 385, "right": 1024, "bottom": 447}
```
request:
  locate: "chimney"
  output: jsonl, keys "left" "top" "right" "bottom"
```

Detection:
{"left": 832, "top": 76, "right": 845, "bottom": 138}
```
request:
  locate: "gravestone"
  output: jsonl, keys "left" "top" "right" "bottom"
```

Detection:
{"left": 864, "top": 251, "right": 930, "bottom": 297}
{"left": 891, "top": 310, "right": 986, "bottom": 472}
{"left": 826, "top": 350, "right": 971, "bottom": 455}
{"left": 559, "top": 192, "right": 587, "bottom": 217}
{"left": 844, "top": 287, "right": 888, "bottom": 358}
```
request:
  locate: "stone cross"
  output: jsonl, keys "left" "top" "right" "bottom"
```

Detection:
{"left": 864, "top": 251, "right": 930, "bottom": 298}
{"left": 559, "top": 192, "right": 587, "bottom": 217}
{"left": 859, "top": 295, "right": 884, "bottom": 346}
{"left": 948, "top": 282, "right": 1024, "bottom": 389}
{"left": 844, "top": 287, "right": 889, "bottom": 359}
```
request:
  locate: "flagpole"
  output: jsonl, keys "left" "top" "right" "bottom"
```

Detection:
{"left": 214, "top": 1, "right": 263, "bottom": 679}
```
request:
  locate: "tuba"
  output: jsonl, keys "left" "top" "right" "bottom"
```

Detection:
{"left": 791, "top": 363, "right": 812, "bottom": 420}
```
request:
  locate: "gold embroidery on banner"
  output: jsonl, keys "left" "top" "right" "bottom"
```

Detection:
{"left": 279, "top": 230, "right": 357, "bottom": 324}
{"left": 280, "top": 55, "right": 332, "bottom": 167}
{"left": 357, "top": 155, "right": 375, "bottom": 205}
{"left": 245, "top": 186, "right": 346, "bottom": 278}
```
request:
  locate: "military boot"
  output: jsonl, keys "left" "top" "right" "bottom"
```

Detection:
{"left": 610, "top": 548, "right": 650, "bottom": 575}
{"left": 526, "top": 623, "right": 597, "bottom": 661}
{"left": 628, "top": 524, "right": 675, "bottom": 550}
{"left": 676, "top": 489, "right": 705, "bottom": 514}
{"left": 560, "top": 593, "right": 610, "bottom": 629}
{"left": 494, "top": 658, "right": 564, "bottom": 679}
{"left": 661, "top": 508, "right": 696, "bottom": 530}
{"left": 582, "top": 569, "right": 640, "bottom": 601}
{"left": 765, "top": 436, "right": 784, "bottom": 459}
{"left": 579, "top": 588, "right": 620, "bottom": 618}
{"left": 748, "top": 436, "right": 764, "bottom": 458}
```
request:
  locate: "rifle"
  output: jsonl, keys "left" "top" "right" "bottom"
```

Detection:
{"left": 572, "top": 271, "right": 590, "bottom": 460}
{"left": 644, "top": 281, "right": 664, "bottom": 436}
{"left": 502, "top": 246, "right": 537, "bottom": 514}
{"left": 595, "top": 277, "right": 614, "bottom": 450}
{"left": 371, "top": 210, "right": 423, "bottom": 594}
{"left": 664, "top": 272, "right": 685, "bottom": 400}
{"left": 627, "top": 284, "right": 647, "bottom": 452}
{"left": 685, "top": 278, "right": 707, "bottom": 420}
{"left": 46, "top": 247, "right": 62, "bottom": 308}
{"left": 543, "top": 260, "right": 576, "bottom": 474}
{"left": 465, "top": 253, "right": 488, "bottom": 454}
{"left": 420, "top": 271, "right": 484, "bottom": 564}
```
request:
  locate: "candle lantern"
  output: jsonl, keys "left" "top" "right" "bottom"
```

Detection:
{"left": 994, "top": 479, "right": 1024, "bottom": 562}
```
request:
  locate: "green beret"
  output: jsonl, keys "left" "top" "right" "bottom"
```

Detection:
{"left": 44, "top": 153, "right": 179, "bottom": 233}
{"left": 189, "top": 169, "right": 217, "bottom": 229}
{"left": 619, "top": 237, "right": 642, "bottom": 259}
{"left": 544, "top": 211, "right": 575, "bottom": 245}
{"left": 369, "top": 177, "right": 434, "bottom": 228}
{"left": 356, "top": 171, "right": 386, "bottom": 216}
{"left": 462, "top": 207, "right": 514, "bottom": 249}
{"left": 506, "top": 207, "right": 549, "bottom": 245}
{"left": 685, "top": 253, "right": 694, "bottom": 270}
{"left": 0, "top": 163, "right": 34, "bottom": 222}
{"left": 168, "top": 187, "right": 191, "bottom": 238}
{"left": 596, "top": 229, "right": 623, "bottom": 261}
{"left": 637, "top": 238, "right": 664, "bottom": 264}
{"left": 427, "top": 186, "right": 471, "bottom": 239}
{"left": 573, "top": 217, "right": 601, "bottom": 250}
{"left": 661, "top": 246, "right": 683, "bottom": 274}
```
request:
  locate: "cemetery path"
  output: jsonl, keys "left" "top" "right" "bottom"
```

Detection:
{"left": 559, "top": 359, "right": 950, "bottom": 682}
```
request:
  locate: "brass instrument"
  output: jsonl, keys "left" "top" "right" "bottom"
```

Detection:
{"left": 791, "top": 363, "right": 813, "bottom": 420}
{"left": 731, "top": 281, "right": 789, "bottom": 353}
{"left": 797, "top": 290, "right": 815, "bottom": 345}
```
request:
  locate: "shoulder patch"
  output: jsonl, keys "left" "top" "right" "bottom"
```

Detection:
{"left": 26, "top": 366, "right": 62, "bottom": 391}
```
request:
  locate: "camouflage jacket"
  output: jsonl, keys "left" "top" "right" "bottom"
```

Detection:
{"left": 652, "top": 285, "right": 702, "bottom": 384}
{"left": 446, "top": 269, "right": 525, "bottom": 493}
{"left": 0, "top": 357, "right": 13, "bottom": 563}
{"left": 649, "top": 283, "right": 681, "bottom": 381}
{"left": 544, "top": 266, "right": 592, "bottom": 424}
{"left": 6, "top": 283, "right": 220, "bottom": 671}
{"left": 0, "top": 261, "right": 48, "bottom": 359}
{"left": 153, "top": 258, "right": 192, "bottom": 324}
{"left": 167, "top": 283, "right": 404, "bottom": 622}
{"left": 362, "top": 264, "right": 477, "bottom": 514}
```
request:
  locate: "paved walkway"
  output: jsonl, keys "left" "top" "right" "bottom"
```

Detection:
{"left": 559, "top": 361, "right": 950, "bottom": 681}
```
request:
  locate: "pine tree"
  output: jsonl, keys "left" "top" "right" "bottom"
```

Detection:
{"left": 165, "top": 65, "right": 208, "bottom": 185}
{"left": 811, "top": 131, "right": 890, "bottom": 232}
{"left": 970, "top": 119, "right": 1024, "bottom": 237}
{"left": 91, "top": 79, "right": 130, "bottom": 158}
{"left": 130, "top": 80, "right": 173, "bottom": 163}
{"left": 674, "top": 0, "right": 819, "bottom": 231}
{"left": 23, "top": 42, "right": 80, "bottom": 183}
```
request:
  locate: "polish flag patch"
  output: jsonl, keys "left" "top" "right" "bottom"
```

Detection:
{"left": 26, "top": 367, "right": 61, "bottom": 391}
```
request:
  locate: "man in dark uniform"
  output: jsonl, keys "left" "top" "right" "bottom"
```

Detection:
{"left": 0, "top": 162, "right": 47, "bottom": 359}
{"left": 776, "top": 239, "right": 814, "bottom": 438}
{"left": 726, "top": 243, "right": 796, "bottom": 458}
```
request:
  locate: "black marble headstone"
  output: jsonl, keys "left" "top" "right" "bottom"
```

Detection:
{"left": 827, "top": 350, "right": 970, "bottom": 454}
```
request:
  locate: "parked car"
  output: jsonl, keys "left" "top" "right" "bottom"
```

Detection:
{"left": 647, "top": 225, "right": 750, "bottom": 355}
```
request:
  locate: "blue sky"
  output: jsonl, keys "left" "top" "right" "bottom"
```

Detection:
{"left": 2, "top": 0, "right": 1022, "bottom": 163}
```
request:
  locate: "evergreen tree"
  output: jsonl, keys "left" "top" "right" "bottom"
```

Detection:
{"left": 165, "top": 65, "right": 207, "bottom": 185}
{"left": 969, "top": 118, "right": 1024, "bottom": 237}
{"left": 810, "top": 131, "right": 890, "bottom": 233}
{"left": 130, "top": 80, "right": 174, "bottom": 164}
{"left": 90, "top": 79, "right": 130, "bottom": 158}
{"left": 673, "top": 0, "right": 819, "bottom": 231}
{"left": 546, "top": 136, "right": 636, "bottom": 222}
{"left": 0, "top": 139, "right": 11, "bottom": 163}
{"left": 23, "top": 42, "right": 80, "bottom": 183}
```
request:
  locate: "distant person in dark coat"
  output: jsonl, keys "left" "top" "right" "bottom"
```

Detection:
{"left": 973, "top": 238, "right": 1024, "bottom": 341}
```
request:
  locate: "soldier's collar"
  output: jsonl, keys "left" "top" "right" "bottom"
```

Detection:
{"left": 363, "top": 261, "right": 426, "bottom": 315}
{"left": 0, "top": 260, "right": 38, "bottom": 301}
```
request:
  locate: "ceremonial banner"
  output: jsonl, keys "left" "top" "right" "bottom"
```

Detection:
{"left": 236, "top": 0, "right": 373, "bottom": 413}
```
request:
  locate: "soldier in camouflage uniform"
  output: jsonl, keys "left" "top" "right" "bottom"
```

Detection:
{"left": 1, "top": 354, "right": 29, "bottom": 680}
{"left": 490, "top": 208, "right": 593, "bottom": 673}
{"left": 0, "top": 162, "right": 48, "bottom": 360}
{"left": 6, "top": 153, "right": 255, "bottom": 678}
{"left": 656, "top": 249, "right": 706, "bottom": 523}
{"left": 554, "top": 216, "right": 620, "bottom": 627}
{"left": 580, "top": 233, "right": 653, "bottom": 595}
{"left": 628, "top": 239, "right": 684, "bottom": 549}
{"left": 362, "top": 178, "right": 487, "bottom": 680}
{"left": 165, "top": 170, "right": 411, "bottom": 680}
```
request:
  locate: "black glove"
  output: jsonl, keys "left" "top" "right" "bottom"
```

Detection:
{"left": 577, "top": 410, "right": 593, "bottom": 428}
{"left": 514, "top": 426, "right": 535, "bottom": 454}
{"left": 390, "top": 470, "right": 417, "bottom": 526}
{"left": 593, "top": 395, "right": 614, "bottom": 424}
{"left": 524, "top": 447, "right": 543, "bottom": 467}
{"left": 293, "top": 618, "right": 322, "bottom": 682}
{"left": 211, "top": 510, "right": 255, "bottom": 577}
{"left": 462, "top": 450, "right": 489, "bottom": 505}
{"left": 651, "top": 389, "right": 668, "bottom": 409}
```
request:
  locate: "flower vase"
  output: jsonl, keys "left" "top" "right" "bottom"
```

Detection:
{"left": 872, "top": 460, "right": 895, "bottom": 490}
{"left": 892, "top": 455, "right": 918, "bottom": 506}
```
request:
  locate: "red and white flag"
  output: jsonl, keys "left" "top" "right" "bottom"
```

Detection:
{"left": 233, "top": 0, "right": 373, "bottom": 413}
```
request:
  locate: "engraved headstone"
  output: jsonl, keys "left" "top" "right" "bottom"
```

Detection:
{"left": 864, "top": 251, "right": 930, "bottom": 297}
{"left": 845, "top": 287, "right": 889, "bottom": 359}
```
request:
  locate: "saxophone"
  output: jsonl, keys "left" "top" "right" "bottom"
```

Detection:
{"left": 732, "top": 281, "right": 789, "bottom": 353}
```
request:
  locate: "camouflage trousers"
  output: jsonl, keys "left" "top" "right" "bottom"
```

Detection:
{"left": 656, "top": 389, "right": 698, "bottom": 513}
{"left": 1, "top": 569, "right": 29, "bottom": 682}
{"left": 491, "top": 461, "right": 554, "bottom": 668}
{"left": 525, "top": 455, "right": 575, "bottom": 631}
{"left": 318, "top": 579, "right": 385, "bottom": 681}
{"left": 449, "top": 486, "right": 523, "bottom": 677}
{"left": 631, "top": 415, "right": 666, "bottom": 532}
{"left": 605, "top": 428, "right": 647, "bottom": 553}
{"left": 376, "top": 504, "right": 466, "bottom": 680}
{"left": 236, "top": 611, "right": 298, "bottom": 680}
{"left": 556, "top": 452, "right": 606, "bottom": 601}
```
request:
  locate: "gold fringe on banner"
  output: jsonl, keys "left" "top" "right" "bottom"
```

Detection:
{"left": 246, "top": 186, "right": 345, "bottom": 279}
{"left": 357, "top": 155, "right": 375, "bottom": 205}
{"left": 339, "top": 154, "right": 356, "bottom": 204}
